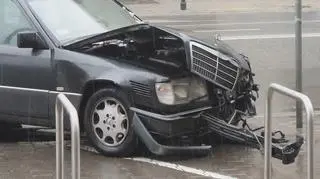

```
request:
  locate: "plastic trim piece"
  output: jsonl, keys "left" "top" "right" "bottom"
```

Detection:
{"left": 132, "top": 113, "right": 212, "bottom": 156}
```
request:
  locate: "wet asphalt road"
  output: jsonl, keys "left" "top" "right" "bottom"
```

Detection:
{"left": 2, "top": 11, "right": 320, "bottom": 179}
{"left": 3, "top": 116, "right": 320, "bottom": 179}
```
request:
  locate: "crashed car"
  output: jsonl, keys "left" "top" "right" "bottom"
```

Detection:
{"left": 0, "top": 0, "right": 303, "bottom": 163}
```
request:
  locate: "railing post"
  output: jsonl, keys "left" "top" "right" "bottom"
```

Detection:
{"left": 264, "top": 83, "right": 314, "bottom": 179}
{"left": 56, "top": 99, "right": 64, "bottom": 179}
{"left": 264, "top": 86, "right": 273, "bottom": 179}
{"left": 295, "top": 0, "right": 303, "bottom": 129}
{"left": 55, "top": 94, "right": 80, "bottom": 179}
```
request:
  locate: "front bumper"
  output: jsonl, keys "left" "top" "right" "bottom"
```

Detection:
{"left": 131, "top": 106, "right": 211, "bottom": 137}
{"left": 130, "top": 107, "right": 213, "bottom": 156}
{"left": 131, "top": 107, "right": 304, "bottom": 164}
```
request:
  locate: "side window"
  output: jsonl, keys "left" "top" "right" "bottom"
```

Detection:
{"left": 0, "top": 0, "right": 34, "bottom": 46}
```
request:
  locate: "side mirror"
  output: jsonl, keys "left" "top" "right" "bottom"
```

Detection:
{"left": 17, "top": 31, "right": 48, "bottom": 49}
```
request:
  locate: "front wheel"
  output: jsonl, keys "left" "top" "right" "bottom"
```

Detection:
{"left": 83, "top": 88, "right": 138, "bottom": 157}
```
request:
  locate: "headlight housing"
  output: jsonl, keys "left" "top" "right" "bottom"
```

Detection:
{"left": 155, "top": 76, "right": 208, "bottom": 105}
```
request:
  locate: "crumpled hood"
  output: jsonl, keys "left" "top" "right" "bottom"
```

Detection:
{"left": 154, "top": 25, "right": 251, "bottom": 71}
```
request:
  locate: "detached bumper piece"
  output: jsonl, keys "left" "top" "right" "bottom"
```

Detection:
{"left": 132, "top": 113, "right": 212, "bottom": 156}
{"left": 202, "top": 111, "right": 304, "bottom": 165}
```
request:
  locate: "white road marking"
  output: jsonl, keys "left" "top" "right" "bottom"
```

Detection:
{"left": 194, "top": 28, "right": 261, "bottom": 33}
{"left": 146, "top": 19, "right": 226, "bottom": 23}
{"left": 47, "top": 143, "right": 237, "bottom": 178}
{"left": 221, "top": 33, "right": 320, "bottom": 41}
{"left": 125, "top": 157, "right": 237, "bottom": 179}
{"left": 169, "top": 19, "right": 320, "bottom": 27}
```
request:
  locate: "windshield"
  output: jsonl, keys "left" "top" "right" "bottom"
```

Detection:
{"left": 26, "top": 0, "right": 140, "bottom": 44}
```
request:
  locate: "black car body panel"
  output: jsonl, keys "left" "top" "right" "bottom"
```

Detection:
{"left": 0, "top": 0, "right": 303, "bottom": 163}
{"left": 1, "top": 0, "right": 258, "bottom": 143}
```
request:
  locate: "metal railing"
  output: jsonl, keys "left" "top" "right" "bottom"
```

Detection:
{"left": 264, "top": 83, "right": 314, "bottom": 179}
{"left": 55, "top": 93, "right": 80, "bottom": 179}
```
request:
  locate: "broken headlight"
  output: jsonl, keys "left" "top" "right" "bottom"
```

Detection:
{"left": 155, "top": 77, "right": 208, "bottom": 105}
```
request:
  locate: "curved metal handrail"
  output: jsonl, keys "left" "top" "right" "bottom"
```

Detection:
{"left": 56, "top": 94, "right": 80, "bottom": 179}
{"left": 264, "top": 83, "right": 314, "bottom": 179}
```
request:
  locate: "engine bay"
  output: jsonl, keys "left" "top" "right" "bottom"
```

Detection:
{"left": 77, "top": 26, "right": 188, "bottom": 73}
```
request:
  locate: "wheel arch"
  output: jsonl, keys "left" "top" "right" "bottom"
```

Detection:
{"left": 78, "top": 79, "right": 133, "bottom": 130}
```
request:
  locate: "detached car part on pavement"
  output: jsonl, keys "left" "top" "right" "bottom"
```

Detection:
{"left": 0, "top": 0, "right": 302, "bottom": 164}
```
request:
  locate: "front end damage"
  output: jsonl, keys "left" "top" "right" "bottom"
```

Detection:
{"left": 126, "top": 28, "right": 303, "bottom": 164}
{"left": 131, "top": 106, "right": 303, "bottom": 165}
{"left": 185, "top": 39, "right": 303, "bottom": 164}
{"left": 68, "top": 24, "right": 303, "bottom": 164}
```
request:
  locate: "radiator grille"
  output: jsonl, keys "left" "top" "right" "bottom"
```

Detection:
{"left": 129, "top": 81, "right": 152, "bottom": 98}
{"left": 190, "top": 42, "right": 239, "bottom": 90}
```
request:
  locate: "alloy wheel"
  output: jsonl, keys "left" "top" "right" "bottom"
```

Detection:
{"left": 91, "top": 97, "right": 129, "bottom": 147}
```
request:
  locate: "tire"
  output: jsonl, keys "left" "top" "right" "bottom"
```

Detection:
{"left": 83, "top": 87, "right": 138, "bottom": 157}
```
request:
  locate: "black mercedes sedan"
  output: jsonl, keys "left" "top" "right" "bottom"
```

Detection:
{"left": 0, "top": 0, "right": 262, "bottom": 157}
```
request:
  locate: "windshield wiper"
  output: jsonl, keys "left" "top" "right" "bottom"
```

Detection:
{"left": 113, "top": 0, "right": 143, "bottom": 22}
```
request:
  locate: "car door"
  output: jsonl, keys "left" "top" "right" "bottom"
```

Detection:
{"left": 0, "top": 0, "right": 54, "bottom": 121}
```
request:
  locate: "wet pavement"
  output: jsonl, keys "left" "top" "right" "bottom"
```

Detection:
{"left": 121, "top": 0, "right": 320, "bottom": 17}
{"left": 0, "top": 127, "right": 201, "bottom": 179}
{"left": 1, "top": 115, "right": 319, "bottom": 179}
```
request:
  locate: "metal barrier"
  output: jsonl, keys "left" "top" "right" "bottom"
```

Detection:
{"left": 264, "top": 83, "right": 314, "bottom": 179}
{"left": 55, "top": 94, "right": 80, "bottom": 179}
